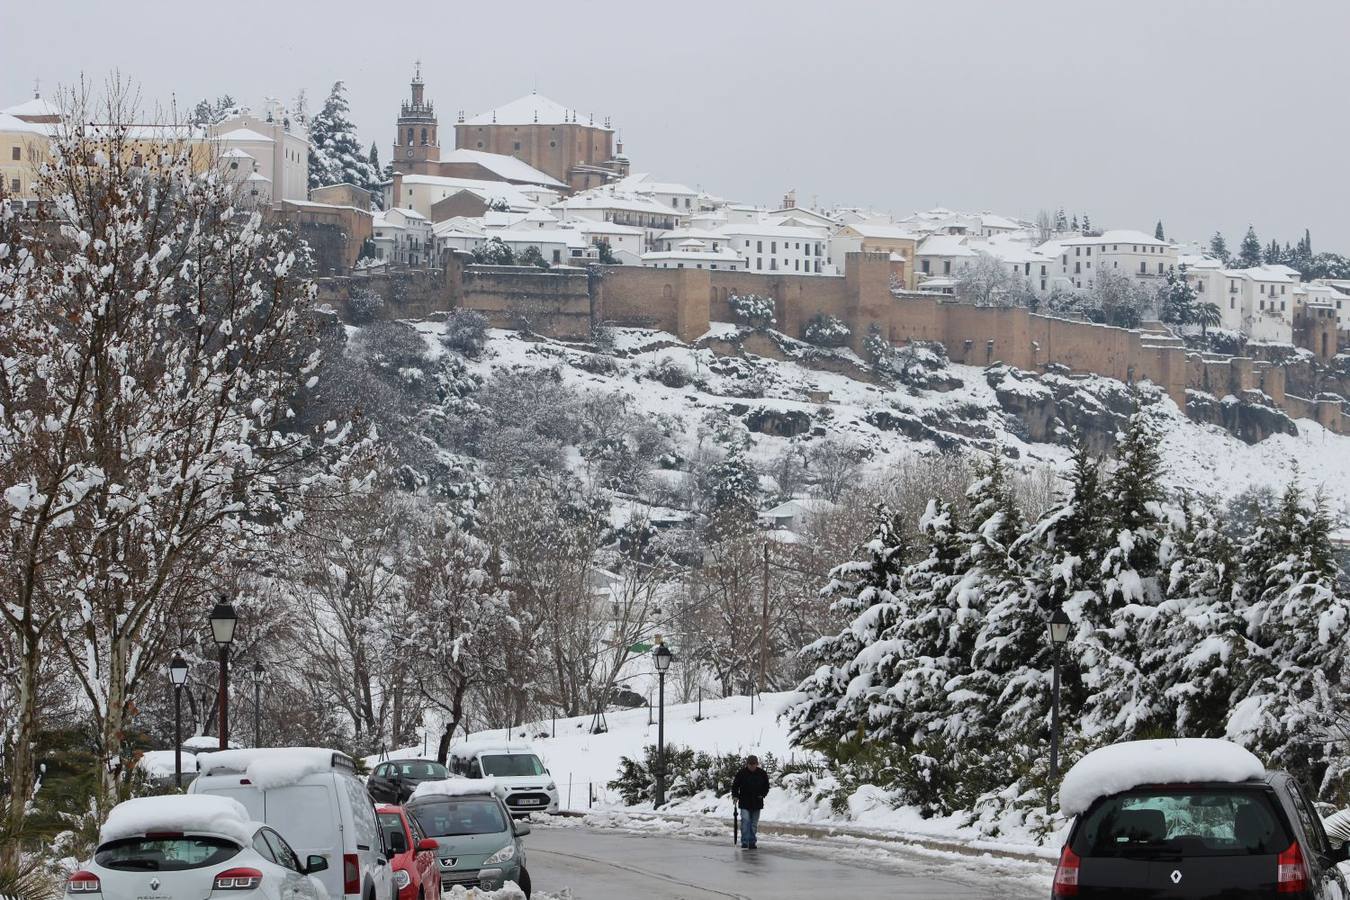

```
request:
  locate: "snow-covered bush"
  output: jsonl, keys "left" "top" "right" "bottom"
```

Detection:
{"left": 349, "top": 286, "right": 384, "bottom": 325}
{"left": 518, "top": 245, "right": 549, "bottom": 269}
{"left": 729, "top": 292, "right": 777, "bottom": 329}
{"left": 470, "top": 237, "right": 515, "bottom": 265}
{"left": 646, "top": 356, "right": 692, "bottom": 388}
{"left": 608, "top": 745, "right": 778, "bottom": 806}
{"left": 802, "top": 313, "right": 850, "bottom": 347}
{"left": 441, "top": 309, "right": 489, "bottom": 358}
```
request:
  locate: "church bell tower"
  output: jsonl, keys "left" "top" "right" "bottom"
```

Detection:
{"left": 394, "top": 62, "right": 439, "bottom": 173}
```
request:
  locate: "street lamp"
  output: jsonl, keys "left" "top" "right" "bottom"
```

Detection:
{"left": 209, "top": 600, "right": 238, "bottom": 751}
{"left": 251, "top": 662, "right": 265, "bottom": 749}
{"left": 652, "top": 639, "right": 674, "bottom": 808}
{"left": 1047, "top": 606, "right": 1071, "bottom": 810}
{"left": 169, "top": 654, "right": 189, "bottom": 788}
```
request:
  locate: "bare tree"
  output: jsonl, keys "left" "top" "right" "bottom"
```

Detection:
{"left": 806, "top": 438, "right": 863, "bottom": 503}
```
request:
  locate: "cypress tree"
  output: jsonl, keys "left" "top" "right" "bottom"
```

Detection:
{"left": 1155, "top": 221, "right": 1165, "bottom": 241}
{"left": 1238, "top": 225, "right": 1263, "bottom": 268}
{"left": 1209, "top": 231, "right": 1230, "bottom": 263}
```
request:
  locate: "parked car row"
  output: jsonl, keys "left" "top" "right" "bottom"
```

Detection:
{"left": 72, "top": 746, "right": 539, "bottom": 900}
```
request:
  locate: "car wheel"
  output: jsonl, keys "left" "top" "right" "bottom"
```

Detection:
{"left": 517, "top": 867, "right": 531, "bottom": 899}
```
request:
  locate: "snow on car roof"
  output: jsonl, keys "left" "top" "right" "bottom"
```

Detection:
{"left": 101, "top": 795, "right": 258, "bottom": 846}
{"left": 196, "top": 747, "right": 354, "bottom": 789}
{"left": 410, "top": 778, "right": 501, "bottom": 801}
{"left": 1059, "top": 738, "right": 1265, "bottom": 816}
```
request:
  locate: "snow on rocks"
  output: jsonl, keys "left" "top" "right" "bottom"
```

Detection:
{"left": 100, "top": 795, "right": 257, "bottom": 846}
{"left": 410, "top": 777, "right": 501, "bottom": 800}
{"left": 196, "top": 747, "right": 346, "bottom": 789}
{"left": 1059, "top": 738, "right": 1265, "bottom": 816}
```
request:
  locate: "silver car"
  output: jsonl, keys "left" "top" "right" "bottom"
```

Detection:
{"left": 404, "top": 789, "right": 531, "bottom": 898}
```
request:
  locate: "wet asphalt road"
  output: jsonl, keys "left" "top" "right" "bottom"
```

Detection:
{"left": 524, "top": 823, "right": 1048, "bottom": 899}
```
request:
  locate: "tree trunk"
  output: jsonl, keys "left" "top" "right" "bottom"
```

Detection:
{"left": 1, "top": 634, "right": 42, "bottom": 868}
{"left": 434, "top": 678, "right": 467, "bottom": 765}
{"left": 98, "top": 635, "right": 131, "bottom": 811}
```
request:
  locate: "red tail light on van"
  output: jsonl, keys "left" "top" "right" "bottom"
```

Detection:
{"left": 1052, "top": 844, "right": 1080, "bottom": 897}
{"left": 212, "top": 868, "right": 263, "bottom": 891}
{"left": 343, "top": 854, "right": 360, "bottom": 895}
{"left": 66, "top": 871, "right": 102, "bottom": 894}
{"left": 1278, "top": 841, "right": 1309, "bottom": 893}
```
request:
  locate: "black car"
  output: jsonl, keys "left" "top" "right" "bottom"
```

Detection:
{"left": 1053, "top": 772, "right": 1349, "bottom": 898}
{"left": 368, "top": 758, "right": 450, "bottom": 804}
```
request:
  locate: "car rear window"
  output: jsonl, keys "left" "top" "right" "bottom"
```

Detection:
{"left": 411, "top": 799, "right": 506, "bottom": 837}
{"left": 1073, "top": 788, "right": 1290, "bottom": 858}
{"left": 479, "top": 754, "right": 544, "bottom": 777}
{"left": 396, "top": 762, "right": 448, "bottom": 779}
{"left": 95, "top": 837, "right": 240, "bottom": 871}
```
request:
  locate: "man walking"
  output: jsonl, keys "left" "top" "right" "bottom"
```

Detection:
{"left": 731, "top": 755, "right": 770, "bottom": 849}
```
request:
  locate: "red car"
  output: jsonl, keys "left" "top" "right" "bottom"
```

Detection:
{"left": 377, "top": 805, "right": 441, "bottom": 900}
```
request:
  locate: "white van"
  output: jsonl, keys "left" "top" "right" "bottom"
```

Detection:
{"left": 190, "top": 748, "right": 394, "bottom": 900}
{"left": 446, "top": 744, "right": 559, "bottom": 817}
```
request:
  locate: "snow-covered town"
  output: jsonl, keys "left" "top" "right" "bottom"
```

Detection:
{"left": 5, "top": 3, "right": 1350, "bottom": 899}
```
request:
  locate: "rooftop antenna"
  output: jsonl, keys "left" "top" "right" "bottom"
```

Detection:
{"left": 414, "top": 58, "right": 422, "bottom": 82}
{"left": 33, "top": 77, "right": 40, "bottom": 98}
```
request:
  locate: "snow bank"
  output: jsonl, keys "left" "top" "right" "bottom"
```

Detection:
{"left": 1059, "top": 738, "right": 1265, "bottom": 816}
{"left": 101, "top": 795, "right": 257, "bottom": 846}
{"left": 411, "top": 777, "right": 501, "bottom": 801}
{"left": 196, "top": 747, "right": 344, "bottom": 789}
{"left": 138, "top": 750, "right": 199, "bottom": 778}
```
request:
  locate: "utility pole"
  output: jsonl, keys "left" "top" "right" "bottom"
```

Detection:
{"left": 759, "top": 542, "right": 770, "bottom": 694}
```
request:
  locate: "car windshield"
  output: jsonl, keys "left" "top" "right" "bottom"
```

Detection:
{"left": 479, "top": 754, "right": 545, "bottom": 777}
{"left": 395, "top": 761, "right": 448, "bottom": 780}
{"left": 95, "top": 837, "right": 240, "bottom": 871}
{"left": 411, "top": 800, "right": 507, "bottom": 838}
{"left": 1074, "top": 788, "right": 1291, "bottom": 859}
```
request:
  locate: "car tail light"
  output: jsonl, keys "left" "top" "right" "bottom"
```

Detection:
{"left": 1278, "top": 841, "right": 1309, "bottom": 893}
{"left": 1052, "top": 844, "right": 1080, "bottom": 897}
{"left": 343, "top": 854, "right": 360, "bottom": 896}
{"left": 66, "top": 871, "right": 102, "bottom": 894}
{"left": 212, "top": 868, "right": 263, "bottom": 891}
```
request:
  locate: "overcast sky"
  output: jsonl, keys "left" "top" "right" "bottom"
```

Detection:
{"left": 7, "top": 0, "right": 1346, "bottom": 248}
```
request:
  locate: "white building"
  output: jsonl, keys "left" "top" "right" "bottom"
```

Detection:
{"left": 1051, "top": 230, "right": 1177, "bottom": 291}
{"left": 566, "top": 219, "right": 646, "bottom": 259}
{"left": 553, "top": 192, "right": 688, "bottom": 248}
{"left": 641, "top": 239, "right": 744, "bottom": 271}
{"left": 717, "top": 222, "right": 828, "bottom": 274}
{"left": 916, "top": 234, "right": 977, "bottom": 280}
{"left": 211, "top": 100, "right": 309, "bottom": 204}
{"left": 371, "top": 207, "right": 432, "bottom": 266}
{"left": 390, "top": 174, "right": 543, "bottom": 219}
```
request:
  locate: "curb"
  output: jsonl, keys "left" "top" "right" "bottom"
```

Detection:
{"left": 550, "top": 808, "right": 1055, "bottom": 865}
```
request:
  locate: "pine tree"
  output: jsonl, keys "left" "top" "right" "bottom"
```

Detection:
{"left": 785, "top": 505, "right": 911, "bottom": 750}
{"left": 1238, "top": 225, "right": 1263, "bottom": 268}
{"left": 1055, "top": 208, "right": 1068, "bottom": 232}
{"left": 1209, "top": 231, "right": 1230, "bottom": 263}
{"left": 1265, "top": 239, "right": 1284, "bottom": 266}
{"left": 1155, "top": 221, "right": 1165, "bottom": 241}
{"left": 308, "top": 81, "right": 381, "bottom": 192}
{"left": 1081, "top": 213, "right": 1091, "bottom": 234}
{"left": 1229, "top": 483, "right": 1350, "bottom": 788}
{"left": 1071, "top": 214, "right": 1079, "bottom": 232}
{"left": 1158, "top": 267, "right": 1197, "bottom": 326}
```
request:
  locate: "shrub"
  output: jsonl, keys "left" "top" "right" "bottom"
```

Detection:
{"left": 470, "top": 237, "right": 515, "bottom": 265}
{"left": 442, "top": 309, "right": 489, "bottom": 358}
{"left": 729, "top": 293, "right": 777, "bottom": 329}
{"left": 803, "top": 313, "right": 850, "bottom": 347}
{"left": 608, "top": 745, "right": 779, "bottom": 806}
{"left": 348, "top": 287, "right": 384, "bottom": 325}
{"left": 647, "top": 356, "right": 692, "bottom": 388}
{"left": 519, "top": 245, "right": 549, "bottom": 269}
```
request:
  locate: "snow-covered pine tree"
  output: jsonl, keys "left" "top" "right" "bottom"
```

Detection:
{"left": 308, "top": 81, "right": 380, "bottom": 192}
{"left": 1209, "top": 231, "right": 1230, "bottom": 263}
{"left": 1155, "top": 221, "right": 1165, "bottom": 241}
{"left": 785, "top": 504, "right": 911, "bottom": 752}
{"left": 1237, "top": 225, "right": 1263, "bottom": 268}
{"left": 1228, "top": 483, "right": 1350, "bottom": 791}
{"left": 1055, "top": 208, "right": 1068, "bottom": 232}
{"left": 1084, "top": 405, "right": 1172, "bottom": 740}
{"left": 1081, "top": 213, "right": 1091, "bottom": 234}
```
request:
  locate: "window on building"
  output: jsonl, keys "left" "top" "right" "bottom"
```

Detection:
{"left": 1075, "top": 247, "right": 1081, "bottom": 256}
{"left": 771, "top": 241, "right": 777, "bottom": 253}
{"left": 756, "top": 258, "right": 762, "bottom": 270}
{"left": 9, "top": 178, "right": 18, "bottom": 192}
{"left": 10, "top": 147, "right": 19, "bottom": 161}
{"left": 757, "top": 240, "right": 763, "bottom": 252}
{"left": 1231, "top": 298, "right": 1236, "bottom": 309}
{"left": 513, "top": 141, "right": 521, "bottom": 151}
{"left": 795, "top": 260, "right": 800, "bottom": 271}
{"left": 943, "top": 260, "right": 951, "bottom": 274}
{"left": 1075, "top": 262, "right": 1081, "bottom": 274}
{"left": 1139, "top": 261, "right": 1147, "bottom": 274}
{"left": 1041, "top": 279, "right": 1047, "bottom": 290}
{"left": 922, "top": 260, "right": 931, "bottom": 274}
{"left": 406, "top": 128, "right": 413, "bottom": 145}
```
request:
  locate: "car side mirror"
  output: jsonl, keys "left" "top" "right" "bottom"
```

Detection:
{"left": 306, "top": 856, "right": 329, "bottom": 875}
{"left": 417, "top": 839, "right": 438, "bottom": 852}
{"left": 513, "top": 822, "right": 531, "bottom": 837}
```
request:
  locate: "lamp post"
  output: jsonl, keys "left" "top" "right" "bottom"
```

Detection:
{"left": 1047, "top": 606, "right": 1071, "bottom": 810}
{"left": 209, "top": 600, "right": 238, "bottom": 750}
{"left": 652, "top": 640, "right": 674, "bottom": 808}
{"left": 251, "top": 662, "right": 265, "bottom": 749}
{"left": 169, "top": 654, "right": 189, "bottom": 789}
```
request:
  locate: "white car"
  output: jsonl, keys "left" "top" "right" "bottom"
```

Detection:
{"left": 445, "top": 745, "right": 559, "bottom": 817}
{"left": 70, "top": 794, "right": 329, "bottom": 900}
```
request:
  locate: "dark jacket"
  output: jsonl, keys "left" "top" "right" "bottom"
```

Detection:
{"left": 732, "top": 766, "right": 770, "bottom": 811}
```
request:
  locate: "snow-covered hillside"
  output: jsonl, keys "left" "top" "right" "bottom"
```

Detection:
{"left": 415, "top": 323, "right": 1350, "bottom": 516}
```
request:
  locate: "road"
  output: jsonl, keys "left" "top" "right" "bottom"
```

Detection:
{"left": 524, "top": 822, "right": 1048, "bottom": 899}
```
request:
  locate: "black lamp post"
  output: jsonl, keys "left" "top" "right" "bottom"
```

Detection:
{"left": 1047, "top": 606, "right": 1071, "bottom": 810}
{"left": 169, "top": 654, "right": 189, "bottom": 788}
{"left": 209, "top": 600, "right": 238, "bottom": 750}
{"left": 251, "top": 662, "right": 265, "bottom": 748}
{"left": 653, "top": 639, "right": 674, "bottom": 808}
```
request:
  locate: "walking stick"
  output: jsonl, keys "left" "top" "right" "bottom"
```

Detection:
{"left": 733, "top": 804, "right": 740, "bottom": 846}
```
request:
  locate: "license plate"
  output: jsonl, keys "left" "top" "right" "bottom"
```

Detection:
{"left": 516, "top": 799, "right": 542, "bottom": 806}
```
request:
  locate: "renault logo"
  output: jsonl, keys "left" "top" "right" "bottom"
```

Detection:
{"left": 1170, "top": 869, "right": 1182, "bottom": 884}
{"left": 149, "top": 879, "right": 161, "bottom": 891}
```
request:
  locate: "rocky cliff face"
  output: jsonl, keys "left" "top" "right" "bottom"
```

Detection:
{"left": 1184, "top": 390, "right": 1299, "bottom": 444}
{"left": 985, "top": 365, "right": 1147, "bottom": 453}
